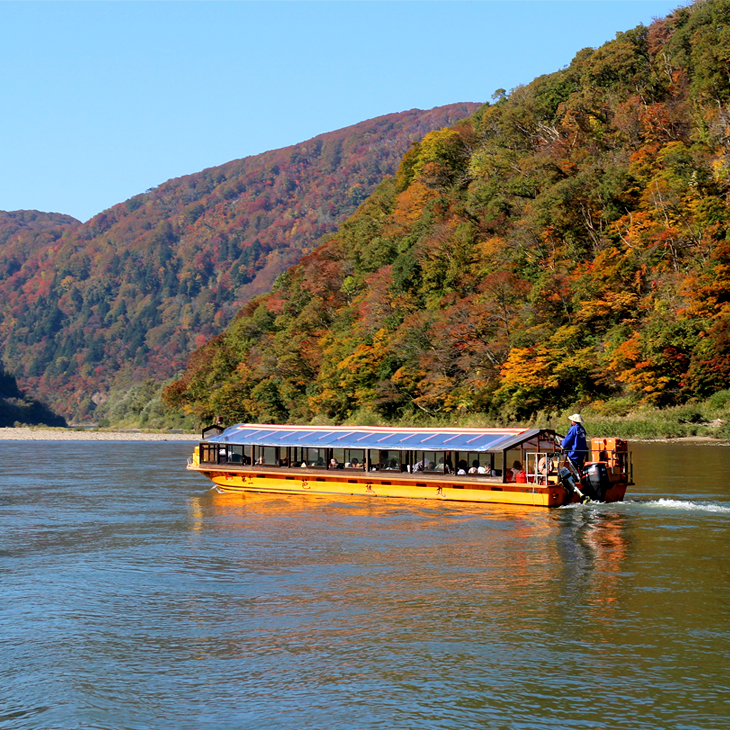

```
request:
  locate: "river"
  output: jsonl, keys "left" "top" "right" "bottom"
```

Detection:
{"left": 1, "top": 440, "right": 728, "bottom": 729}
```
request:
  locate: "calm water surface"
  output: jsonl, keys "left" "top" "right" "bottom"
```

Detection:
{"left": 1, "top": 441, "right": 729, "bottom": 729}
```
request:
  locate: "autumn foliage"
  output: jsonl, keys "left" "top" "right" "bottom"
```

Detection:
{"left": 166, "top": 2, "right": 730, "bottom": 425}
{"left": 0, "top": 105, "right": 477, "bottom": 420}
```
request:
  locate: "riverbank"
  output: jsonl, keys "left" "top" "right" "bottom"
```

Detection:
{"left": 0, "top": 427, "right": 199, "bottom": 441}
{"left": 0, "top": 426, "right": 726, "bottom": 444}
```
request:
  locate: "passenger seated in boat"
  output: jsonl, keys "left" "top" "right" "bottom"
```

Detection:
{"left": 384, "top": 458, "right": 399, "bottom": 470}
{"left": 477, "top": 464, "right": 488, "bottom": 475}
{"left": 468, "top": 460, "right": 479, "bottom": 474}
{"left": 413, "top": 458, "right": 433, "bottom": 472}
{"left": 242, "top": 455, "right": 251, "bottom": 466}
{"left": 329, "top": 458, "right": 339, "bottom": 469}
{"left": 256, "top": 455, "right": 265, "bottom": 465}
{"left": 508, "top": 461, "right": 523, "bottom": 482}
{"left": 508, "top": 461, "right": 527, "bottom": 483}
{"left": 456, "top": 460, "right": 468, "bottom": 475}
{"left": 349, "top": 457, "right": 361, "bottom": 470}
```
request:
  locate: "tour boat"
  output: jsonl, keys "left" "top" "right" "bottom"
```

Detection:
{"left": 187, "top": 423, "right": 633, "bottom": 508}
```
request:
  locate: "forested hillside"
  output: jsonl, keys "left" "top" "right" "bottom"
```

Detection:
{"left": 166, "top": 1, "right": 730, "bottom": 428}
{"left": 0, "top": 104, "right": 477, "bottom": 421}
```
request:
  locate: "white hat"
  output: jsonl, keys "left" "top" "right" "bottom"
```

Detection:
{"left": 568, "top": 413, "right": 584, "bottom": 423}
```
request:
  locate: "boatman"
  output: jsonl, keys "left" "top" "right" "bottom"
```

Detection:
{"left": 561, "top": 413, "right": 588, "bottom": 470}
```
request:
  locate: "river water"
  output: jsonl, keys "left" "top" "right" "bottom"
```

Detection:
{"left": 1, "top": 440, "right": 728, "bottom": 730}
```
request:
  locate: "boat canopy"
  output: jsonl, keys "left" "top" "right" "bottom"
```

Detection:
{"left": 204, "top": 423, "right": 548, "bottom": 453}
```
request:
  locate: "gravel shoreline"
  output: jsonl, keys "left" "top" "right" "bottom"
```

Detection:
{"left": 0, "top": 427, "right": 199, "bottom": 441}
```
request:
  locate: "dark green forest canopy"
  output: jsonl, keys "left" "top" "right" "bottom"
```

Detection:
{"left": 166, "top": 0, "right": 730, "bottom": 425}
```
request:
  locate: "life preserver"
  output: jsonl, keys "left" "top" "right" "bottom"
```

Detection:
{"left": 537, "top": 456, "right": 553, "bottom": 474}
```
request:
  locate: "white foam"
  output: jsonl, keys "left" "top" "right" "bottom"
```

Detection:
{"left": 652, "top": 498, "right": 730, "bottom": 514}
{"left": 558, "top": 498, "right": 730, "bottom": 514}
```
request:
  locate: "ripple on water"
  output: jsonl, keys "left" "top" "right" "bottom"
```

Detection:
{"left": 0, "top": 441, "right": 729, "bottom": 729}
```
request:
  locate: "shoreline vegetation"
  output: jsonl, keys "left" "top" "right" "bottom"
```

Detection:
{"left": 376, "top": 394, "right": 730, "bottom": 442}
{"left": 2, "top": 389, "right": 729, "bottom": 443}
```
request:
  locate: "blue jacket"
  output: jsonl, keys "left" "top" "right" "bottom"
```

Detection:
{"left": 562, "top": 423, "right": 587, "bottom": 461}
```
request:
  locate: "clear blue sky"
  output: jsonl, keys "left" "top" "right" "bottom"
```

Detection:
{"left": 0, "top": 1, "right": 682, "bottom": 222}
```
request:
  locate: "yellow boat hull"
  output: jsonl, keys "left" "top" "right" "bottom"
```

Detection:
{"left": 188, "top": 465, "right": 627, "bottom": 508}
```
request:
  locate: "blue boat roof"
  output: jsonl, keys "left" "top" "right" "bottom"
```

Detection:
{"left": 204, "top": 423, "right": 543, "bottom": 453}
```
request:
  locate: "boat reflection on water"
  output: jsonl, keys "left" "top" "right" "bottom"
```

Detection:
{"left": 553, "top": 507, "right": 629, "bottom": 621}
{"left": 186, "top": 488, "right": 630, "bottom": 617}
{"left": 188, "top": 487, "right": 564, "bottom": 530}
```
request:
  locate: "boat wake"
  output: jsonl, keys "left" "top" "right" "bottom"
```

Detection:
{"left": 648, "top": 498, "right": 730, "bottom": 514}
{"left": 559, "top": 497, "right": 730, "bottom": 514}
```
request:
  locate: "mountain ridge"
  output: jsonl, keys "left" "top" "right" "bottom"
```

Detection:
{"left": 0, "top": 103, "right": 479, "bottom": 421}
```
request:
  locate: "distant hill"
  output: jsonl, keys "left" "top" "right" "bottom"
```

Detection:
{"left": 0, "top": 104, "right": 478, "bottom": 422}
{"left": 165, "top": 1, "right": 730, "bottom": 426}
{"left": 0, "top": 210, "right": 79, "bottom": 265}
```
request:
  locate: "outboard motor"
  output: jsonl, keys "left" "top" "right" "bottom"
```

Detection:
{"left": 582, "top": 462, "right": 609, "bottom": 502}
{"left": 558, "top": 466, "right": 591, "bottom": 504}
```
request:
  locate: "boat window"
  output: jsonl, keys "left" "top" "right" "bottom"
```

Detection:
{"left": 251, "top": 446, "right": 279, "bottom": 465}
{"left": 505, "top": 449, "right": 524, "bottom": 482}
{"left": 333, "top": 449, "right": 365, "bottom": 469}
{"left": 412, "top": 451, "right": 442, "bottom": 473}
{"left": 226, "top": 444, "right": 244, "bottom": 463}
{"left": 347, "top": 450, "right": 365, "bottom": 469}
{"left": 200, "top": 443, "right": 217, "bottom": 464}
{"left": 231, "top": 444, "right": 251, "bottom": 465}
{"left": 290, "top": 447, "right": 304, "bottom": 467}
{"left": 378, "top": 450, "right": 404, "bottom": 471}
{"left": 305, "top": 448, "right": 327, "bottom": 468}
{"left": 453, "top": 452, "right": 493, "bottom": 476}
{"left": 429, "top": 453, "right": 451, "bottom": 473}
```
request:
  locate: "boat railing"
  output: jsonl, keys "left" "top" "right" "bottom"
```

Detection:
{"left": 540, "top": 447, "right": 633, "bottom": 484}
{"left": 525, "top": 451, "right": 562, "bottom": 485}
